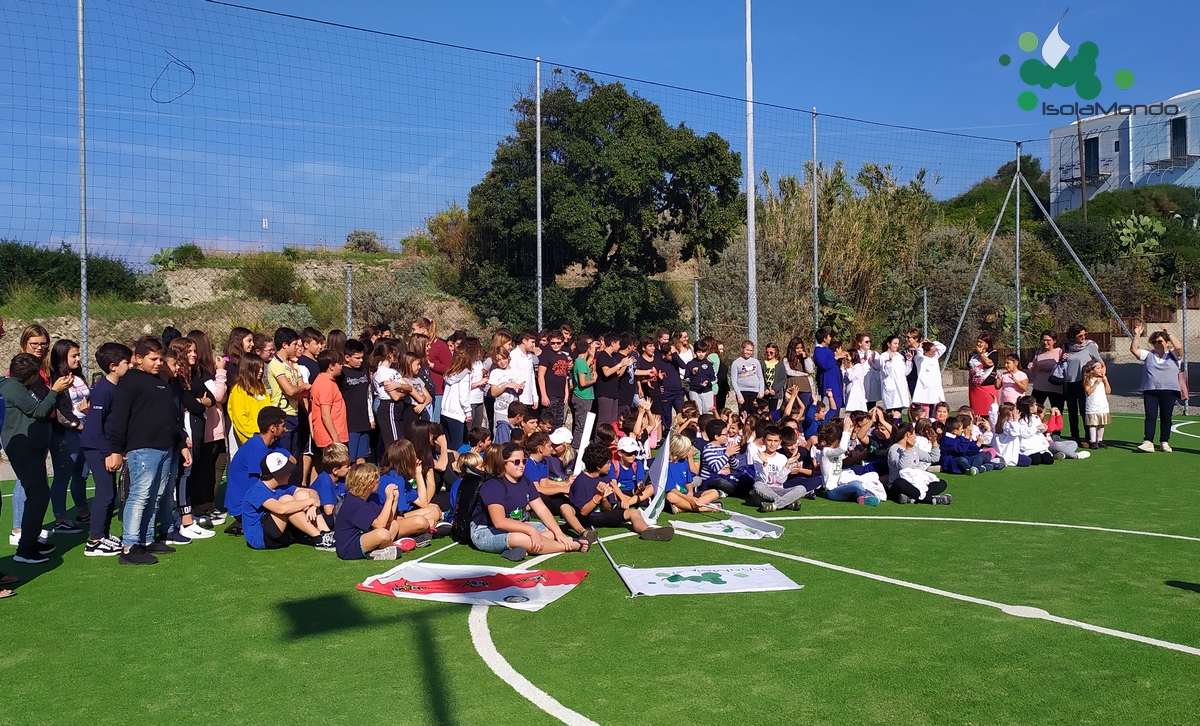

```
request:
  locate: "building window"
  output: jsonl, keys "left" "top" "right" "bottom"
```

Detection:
{"left": 1084, "top": 136, "right": 1099, "bottom": 178}
{"left": 1171, "top": 117, "right": 1188, "bottom": 158}
{"left": 1114, "top": 140, "right": 1120, "bottom": 152}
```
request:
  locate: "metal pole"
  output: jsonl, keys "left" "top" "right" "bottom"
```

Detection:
{"left": 693, "top": 276, "right": 700, "bottom": 340}
{"left": 1184, "top": 280, "right": 1189, "bottom": 416}
{"left": 78, "top": 0, "right": 88, "bottom": 377}
{"left": 345, "top": 263, "right": 353, "bottom": 332}
{"left": 922, "top": 288, "right": 928, "bottom": 340}
{"left": 1015, "top": 142, "right": 1022, "bottom": 360}
{"left": 811, "top": 107, "right": 819, "bottom": 336}
{"left": 535, "top": 57, "right": 543, "bottom": 332}
{"left": 1075, "top": 112, "right": 1087, "bottom": 221}
{"left": 744, "top": 1, "right": 757, "bottom": 347}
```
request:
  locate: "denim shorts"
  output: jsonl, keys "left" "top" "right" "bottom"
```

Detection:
{"left": 470, "top": 520, "right": 546, "bottom": 553}
{"left": 347, "top": 431, "right": 372, "bottom": 462}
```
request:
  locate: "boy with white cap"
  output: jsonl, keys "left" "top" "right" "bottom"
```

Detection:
{"left": 242, "top": 451, "right": 335, "bottom": 551}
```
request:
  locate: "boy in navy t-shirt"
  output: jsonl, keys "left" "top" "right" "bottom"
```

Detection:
{"left": 335, "top": 463, "right": 409, "bottom": 561}
{"left": 81, "top": 342, "right": 132, "bottom": 557}
{"left": 568, "top": 443, "right": 672, "bottom": 541}
{"left": 242, "top": 452, "right": 334, "bottom": 551}
{"left": 311, "top": 442, "right": 351, "bottom": 518}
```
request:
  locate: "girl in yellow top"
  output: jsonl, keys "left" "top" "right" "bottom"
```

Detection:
{"left": 227, "top": 357, "right": 271, "bottom": 444}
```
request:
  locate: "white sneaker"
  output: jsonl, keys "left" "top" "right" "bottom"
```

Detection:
{"left": 8, "top": 529, "right": 51, "bottom": 545}
{"left": 1161, "top": 442, "right": 1173, "bottom": 453}
{"left": 1075, "top": 450, "right": 1091, "bottom": 459}
{"left": 1137, "top": 440, "right": 1155, "bottom": 453}
{"left": 181, "top": 523, "right": 216, "bottom": 539}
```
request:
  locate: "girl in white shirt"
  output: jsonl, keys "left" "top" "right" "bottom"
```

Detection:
{"left": 842, "top": 351, "right": 871, "bottom": 413}
{"left": 911, "top": 340, "right": 947, "bottom": 414}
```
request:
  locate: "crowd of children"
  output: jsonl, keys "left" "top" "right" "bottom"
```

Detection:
{"left": 0, "top": 316, "right": 1113, "bottom": 596}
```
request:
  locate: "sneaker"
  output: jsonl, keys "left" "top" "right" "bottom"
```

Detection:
{"left": 639, "top": 525, "right": 674, "bottom": 542}
{"left": 85, "top": 538, "right": 122, "bottom": 557}
{"left": 164, "top": 530, "right": 192, "bottom": 546}
{"left": 313, "top": 531, "right": 336, "bottom": 551}
{"left": 181, "top": 523, "right": 215, "bottom": 540}
{"left": 194, "top": 514, "right": 213, "bottom": 528}
{"left": 501, "top": 546, "right": 526, "bottom": 562}
{"left": 895, "top": 493, "right": 914, "bottom": 504}
{"left": 1053, "top": 451, "right": 1067, "bottom": 460}
{"left": 992, "top": 460, "right": 1006, "bottom": 470}
{"left": 433, "top": 522, "right": 453, "bottom": 539}
{"left": 786, "top": 499, "right": 803, "bottom": 511}
{"left": 1096, "top": 442, "right": 1108, "bottom": 449}
{"left": 1161, "top": 442, "right": 1173, "bottom": 453}
{"left": 1137, "top": 440, "right": 1155, "bottom": 453}
{"left": 858, "top": 495, "right": 880, "bottom": 507}
{"left": 75, "top": 511, "right": 91, "bottom": 523}
{"left": 209, "top": 510, "right": 228, "bottom": 525}
{"left": 803, "top": 489, "right": 817, "bottom": 500}
{"left": 717, "top": 490, "right": 728, "bottom": 498}
{"left": 1075, "top": 450, "right": 1091, "bottom": 459}
{"left": 930, "top": 494, "right": 954, "bottom": 505}
{"left": 411, "top": 532, "right": 433, "bottom": 548}
{"left": 35, "top": 542, "right": 56, "bottom": 556}
{"left": 13, "top": 553, "right": 49, "bottom": 564}
{"left": 225, "top": 522, "right": 243, "bottom": 537}
{"left": 104, "top": 535, "right": 122, "bottom": 548}
{"left": 968, "top": 467, "right": 978, "bottom": 476}
{"left": 52, "top": 520, "right": 82, "bottom": 534}
{"left": 757, "top": 501, "right": 777, "bottom": 513}
{"left": 396, "top": 537, "right": 417, "bottom": 552}
{"left": 145, "top": 540, "right": 176, "bottom": 555}
{"left": 118, "top": 545, "right": 158, "bottom": 566}
{"left": 368, "top": 545, "right": 398, "bottom": 561}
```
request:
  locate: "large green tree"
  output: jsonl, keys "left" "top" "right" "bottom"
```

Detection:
{"left": 464, "top": 72, "right": 743, "bottom": 331}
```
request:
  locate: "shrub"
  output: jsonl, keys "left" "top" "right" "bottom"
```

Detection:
{"left": 238, "top": 253, "right": 306, "bottom": 304}
{"left": 343, "top": 230, "right": 388, "bottom": 254}
{"left": 0, "top": 240, "right": 138, "bottom": 304}
{"left": 259, "top": 302, "right": 316, "bottom": 331}
{"left": 174, "top": 244, "right": 205, "bottom": 267}
{"left": 135, "top": 273, "right": 171, "bottom": 305}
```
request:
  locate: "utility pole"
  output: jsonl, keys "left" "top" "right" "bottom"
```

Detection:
{"left": 1075, "top": 112, "right": 1087, "bottom": 222}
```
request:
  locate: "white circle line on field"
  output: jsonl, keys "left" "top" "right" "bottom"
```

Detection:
{"left": 758, "top": 515, "right": 1200, "bottom": 543}
{"left": 673, "top": 530, "right": 1200, "bottom": 658}
{"left": 466, "top": 531, "right": 637, "bottom": 726}
{"left": 1171, "top": 421, "right": 1200, "bottom": 439}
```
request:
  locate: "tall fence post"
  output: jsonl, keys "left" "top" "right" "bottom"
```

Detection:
{"left": 744, "top": 1, "right": 757, "bottom": 347}
{"left": 1184, "top": 280, "right": 1189, "bottom": 416}
{"left": 693, "top": 276, "right": 700, "bottom": 340}
{"left": 77, "top": 0, "right": 88, "bottom": 377}
{"left": 535, "top": 57, "right": 543, "bottom": 332}
{"left": 811, "top": 106, "right": 819, "bottom": 337}
{"left": 922, "top": 288, "right": 928, "bottom": 340}
{"left": 345, "top": 263, "right": 352, "bottom": 333}
{"left": 1015, "top": 143, "right": 1022, "bottom": 361}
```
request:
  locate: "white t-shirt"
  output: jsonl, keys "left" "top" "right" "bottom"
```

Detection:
{"left": 373, "top": 363, "right": 402, "bottom": 402}
{"left": 488, "top": 367, "right": 521, "bottom": 419}
{"left": 469, "top": 361, "right": 486, "bottom": 405}
{"left": 753, "top": 450, "right": 789, "bottom": 489}
{"left": 67, "top": 375, "right": 89, "bottom": 422}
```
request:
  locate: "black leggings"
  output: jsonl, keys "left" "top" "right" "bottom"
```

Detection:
{"left": 1032, "top": 388, "right": 1065, "bottom": 412}
{"left": 190, "top": 439, "right": 225, "bottom": 510}
{"left": 1027, "top": 451, "right": 1054, "bottom": 466}
{"left": 887, "top": 477, "right": 947, "bottom": 504}
{"left": 1063, "top": 381, "right": 1087, "bottom": 439}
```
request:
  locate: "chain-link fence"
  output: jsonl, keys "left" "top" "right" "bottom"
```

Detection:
{"left": 2, "top": 0, "right": 1197, "bottom": 400}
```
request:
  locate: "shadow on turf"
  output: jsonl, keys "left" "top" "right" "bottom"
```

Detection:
{"left": 1166, "top": 581, "right": 1200, "bottom": 594}
{"left": 1, "top": 530, "right": 88, "bottom": 590}
{"left": 278, "top": 595, "right": 460, "bottom": 725}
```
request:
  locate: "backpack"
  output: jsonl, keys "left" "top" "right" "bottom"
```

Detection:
{"left": 449, "top": 465, "right": 487, "bottom": 546}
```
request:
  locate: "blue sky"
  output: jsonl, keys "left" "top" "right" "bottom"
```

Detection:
{"left": 2, "top": 0, "right": 1197, "bottom": 262}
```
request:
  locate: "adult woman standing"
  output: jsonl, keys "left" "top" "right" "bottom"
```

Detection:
{"left": 967, "top": 334, "right": 999, "bottom": 416}
{"left": 47, "top": 339, "right": 90, "bottom": 533}
{"left": 854, "top": 334, "right": 881, "bottom": 409}
{"left": 6, "top": 325, "right": 52, "bottom": 546}
{"left": 783, "top": 337, "right": 816, "bottom": 408}
{"left": 1, "top": 353, "right": 73, "bottom": 564}
{"left": 1130, "top": 322, "right": 1184, "bottom": 453}
{"left": 1026, "top": 331, "right": 1064, "bottom": 411}
{"left": 1061, "top": 324, "right": 1101, "bottom": 442}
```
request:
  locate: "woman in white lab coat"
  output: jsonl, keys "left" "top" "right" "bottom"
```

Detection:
{"left": 874, "top": 335, "right": 912, "bottom": 418}
{"left": 854, "top": 333, "right": 882, "bottom": 408}
{"left": 842, "top": 352, "right": 871, "bottom": 413}
{"left": 911, "top": 339, "right": 947, "bottom": 413}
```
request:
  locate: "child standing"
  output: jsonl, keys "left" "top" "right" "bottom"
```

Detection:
{"left": 911, "top": 340, "right": 947, "bottom": 415}
{"left": 80, "top": 343, "right": 132, "bottom": 556}
{"left": 1083, "top": 360, "right": 1111, "bottom": 449}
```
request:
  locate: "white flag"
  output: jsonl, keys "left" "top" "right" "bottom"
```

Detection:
{"left": 671, "top": 515, "right": 783, "bottom": 540}
{"left": 615, "top": 563, "right": 802, "bottom": 597}
{"left": 358, "top": 562, "right": 587, "bottom": 612}
{"left": 640, "top": 425, "right": 675, "bottom": 525}
{"left": 1042, "top": 20, "right": 1071, "bottom": 68}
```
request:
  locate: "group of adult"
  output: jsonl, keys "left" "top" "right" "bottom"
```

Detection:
{"left": 965, "top": 323, "right": 1187, "bottom": 452}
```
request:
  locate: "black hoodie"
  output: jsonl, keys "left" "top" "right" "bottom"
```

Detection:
{"left": 106, "top": 368, "right": 185, "bottom": 455}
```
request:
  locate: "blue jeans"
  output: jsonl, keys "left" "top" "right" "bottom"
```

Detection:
{"left": 432, "top": 394, "right": 443, "bottom": 424}
{"left": 1143, "top": 389, "right": 1179, "bottom": 443}
{"left": 122, "top": 448, "right": 175, "bottom": 548}
{"left": 10, "top": 478, "right": 25, "bottom": 534}
{"left": 823, "top": 480, "right": 871, "bottom": 501}
{"left": 50, "top": 428, "right": 88, "bottom": 519}
{"left": 347, "top": 431, "right": 372, "bottom": 462}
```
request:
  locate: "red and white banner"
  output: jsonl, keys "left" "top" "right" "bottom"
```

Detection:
{"left": 358, "top": 562, "right": 587, "bottom": 612}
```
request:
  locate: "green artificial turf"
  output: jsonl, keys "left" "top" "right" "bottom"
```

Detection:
{"left": 2, "top": 413, "right": 1199, "bottom": 725}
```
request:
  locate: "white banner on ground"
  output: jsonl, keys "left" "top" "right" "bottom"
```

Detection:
{"left": 641, "top": 425, "right": 675, "bottom": 525}
{"left": 670, "top": 517, "right": 782, "bottom": 540}
{"left": 358, "top": 562, "right": 587, "bottom": 612}
{"left": 615, "top": 563, "right": 801, "bottom": 597}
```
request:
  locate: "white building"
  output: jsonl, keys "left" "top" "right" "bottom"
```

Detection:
{"left": 1049, "top": 89, "right": 1200, "bottom": 216}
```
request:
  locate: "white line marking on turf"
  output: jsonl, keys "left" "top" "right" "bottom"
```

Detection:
{"left": 467, "top": 532, "right": 636, "bottom": 726}
{"left": 758, "top": 515, "right": 1200, "bottom": 543}
{"left": 398, "top": 541, "right": 456, "bottom": 567}
{"left": 674, "top": 530, "right": 1200, "bottom": 658}
{"left": 1171, "top": 421, "right": 1200, "bottom": 439}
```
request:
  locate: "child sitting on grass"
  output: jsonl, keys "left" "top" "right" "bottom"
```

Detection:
{"left": 612, "top": 437, "right": 654, "bottom": 507}
{"left": 813, "top": 417, "right": 882, "bottom": 505}
{"left": 664, "top": 433, "right": 722, "bottom": 513}
{"left": 568, "top": 442, "right": 673, "bottom": 541}
{"left": 938, "top": 417, "right": 998, "bottom": 475}
{"left": 375, "top": 439, "right": 447, "bottom": 547}
{"left": 243, "top": 452, "right": 335, "bottom": 551}
{"left": 749, "top": 426, "right": 809, "bottom": 513}
{"left": 310, "top": 442, "right": 350, "bottom": 519}
{"left": 334, "top": 463, "right": 407, "bottom": 561}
